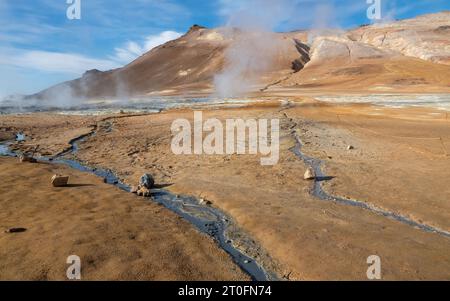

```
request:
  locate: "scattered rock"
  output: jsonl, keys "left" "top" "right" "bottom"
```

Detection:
{"left": 139, "top": 174, "right": 155, "bottom": 189}
{"left": 199, "top": 198, "right": 212, "bottom": 206}
{"left": 137, "top": 186, "right": 151, "bottom": 197}
{"left": 347, "top": 145, "right": 355, "bottom": 150}
{"left": 51, "top": 175, "right": 69, "bottom": 187}
{"left": 19, "top": 155, "right": 37, "bottom": 163}
{"left": 304, "top": 168, "right": 316, "bottom": 180}
{"left": 5, "top": 228, "right": 27, "bottom": 233}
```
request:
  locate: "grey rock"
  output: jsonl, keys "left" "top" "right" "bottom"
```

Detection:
{"left": 139, "top": 174, "right": 155, "bottom": 189}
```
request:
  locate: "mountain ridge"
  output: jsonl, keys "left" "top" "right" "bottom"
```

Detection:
{"left": 29, "top": 11, "right": 450, "bottom": 101}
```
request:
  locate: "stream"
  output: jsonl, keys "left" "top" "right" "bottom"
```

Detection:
{"left": 3, "top": 109, "right": 448, "bottom": 282}
{"left": 291, "top": 132, "right": 450, "bottom": 239}
{"left": 0, "top": 128, "right": 276, "bottom": 281}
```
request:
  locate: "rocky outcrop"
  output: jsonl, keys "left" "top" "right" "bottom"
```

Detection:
{"left": 308, "top": 36, "right": 392, "bottom": 64}
{"left": 291, "top": 39, "right": 310, "bottom": 72}
{"left": 348, "top": 12, "right": 450, "bottom": 65}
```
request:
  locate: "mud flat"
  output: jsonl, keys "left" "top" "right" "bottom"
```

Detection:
{"left": 1, "top": 99, "right": 450, "bottom": 280}
{"left": 0, "top": 156, "right": 251, "bottom": 281}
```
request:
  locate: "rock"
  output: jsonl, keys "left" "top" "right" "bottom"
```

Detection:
{"left": 51, "top": 175, "right": 69, "bottom": 187}
{"left": 5, "top": 228, "right": 27, "bottom": 233}
{"left": 304, "top": 168, "right": 315, "bottom": 180}
{"left": 292, "top": 39, "right": 311, "bottom": 72}
{"left": 130, "top": 186, "right": 139, "bottom": 194}
{"left": 137, "top": 187, "right": 151, "bottom": 197}
{"left": 347, "top": 145, "right": 354, "bottom": 150}
{"left": 19, "top": 155, "right": 37, "bottom": 163}
{"left": 199, "top": 198, "right": 212, "bottom": 206}
{"left": 139, "top": 174, "right": 155, "bottom": 189}
{"left": 309, "top": 36, "right": 389, "bottom": 64}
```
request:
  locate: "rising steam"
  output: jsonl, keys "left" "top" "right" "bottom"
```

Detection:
{"left": 214, "top": 0, "right": 297, "bottom": 98}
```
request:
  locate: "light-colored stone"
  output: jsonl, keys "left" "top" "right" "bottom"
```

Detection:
{"left": 304, "top": 168, "right": 315, "bottom": 180}
{"left": 199, "top": 198, "right": 212, "bottom": 206}
{"left": 137, "top": 187, "right": 151, "bottom": 197}
{"left": 51, "top": 175, "right": 69, "bottom": 187}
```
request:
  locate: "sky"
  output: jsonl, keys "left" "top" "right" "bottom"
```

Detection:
{"left": 0, "top": 0, "right": 449, "bottom": 97}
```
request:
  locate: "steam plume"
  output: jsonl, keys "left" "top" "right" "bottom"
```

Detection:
{"left": 214, "top": 0, "right": 298, "bottom": 98}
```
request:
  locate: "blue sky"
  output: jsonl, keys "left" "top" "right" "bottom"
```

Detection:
{"left": 0, "top": 0, "right": 449, "bottom": 97}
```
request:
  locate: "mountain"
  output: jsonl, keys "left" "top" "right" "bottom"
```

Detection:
{"left": 30, "top": 12, "right": 450, "bottom": 101}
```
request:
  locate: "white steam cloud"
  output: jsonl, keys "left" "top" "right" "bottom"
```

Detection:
{"left": 214, "top": 0, "right": 298, "bottom": 98}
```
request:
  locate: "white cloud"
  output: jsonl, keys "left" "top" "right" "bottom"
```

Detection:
{"left": 0, "top": 48, "right": 120, "bottom": 75}
{"left": 111, "top": 31, "right": 182, "bottom": 64}
{"left": 112, "top": 41, "right": 144, "bottom": 64}
{"left": 0, "top": 30, "right": 182, "bottom": 78}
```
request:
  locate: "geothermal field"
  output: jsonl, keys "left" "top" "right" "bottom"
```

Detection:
{"left": 0, "top": 7, "right": 450, "bottom": 282}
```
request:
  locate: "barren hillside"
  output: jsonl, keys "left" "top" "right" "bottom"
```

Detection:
{"left": 31, "top": 12, "right": 450, "bottom": 100}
